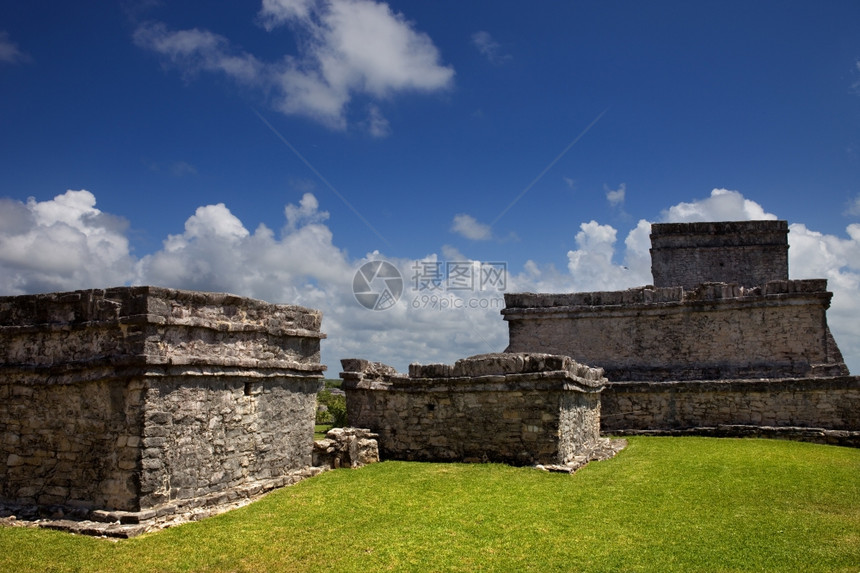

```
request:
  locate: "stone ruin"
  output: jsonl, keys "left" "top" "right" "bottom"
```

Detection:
{"left": 0, "top": 286, "right": 327, "bottom": 536}
{"left": 504, "top": 220, "right": 859, "bottom": 444}
{"left": 1, "top": 219, "right": 858, "bottom": 537}
{"left": 340, "top": 353, "right": 623, "bottom": 470}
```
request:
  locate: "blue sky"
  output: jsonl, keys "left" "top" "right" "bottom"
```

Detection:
{"left": 2, "top": 0, "right": 859, "bottom": 374}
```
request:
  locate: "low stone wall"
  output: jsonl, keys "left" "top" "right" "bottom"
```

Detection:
{"left": 0, "top": 286, "right": 326, "bottom": 528}
{"left": 341, "top": 353, "right": 606, "bottom": 466}
{"left": 504, "top": 280, "right": 848, "bottom": 381}
{"left": 600, "top": 376, "right": 860, "bottom": 438}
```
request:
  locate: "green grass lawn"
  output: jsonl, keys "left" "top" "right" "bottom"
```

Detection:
{"left": 1, "top": 437, "right": 858, "bottom": 572}
{"left": 313, "top": 423, "right": 333, "bottom": 439}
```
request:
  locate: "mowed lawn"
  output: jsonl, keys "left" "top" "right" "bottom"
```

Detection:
{"left": 1, "top": 437, "right": 858, "bottom": 572}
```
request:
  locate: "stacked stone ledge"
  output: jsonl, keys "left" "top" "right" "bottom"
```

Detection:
{"left": 0, "top": 286, "right": 326, "bottom": 536}
{"left": 504, "top": 279, "right": 848, "bottom": 382}
{"left": 341, "top": 353, "right": 617, "bottom": 468}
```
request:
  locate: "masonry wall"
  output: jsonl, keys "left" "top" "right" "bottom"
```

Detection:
{"left": 503, "top": 280, "right": 848, "bottom": 382}
{"left": 138, "top": 375, "right": 320, "bottom": 511}
{"left": 650, "top": 220, "right": 789, "bottom": 289}
{"left": 1, "top": 375, "right": 145, "bottom": 511}
{"left": 600, "top": 376, "right": 860, "bottom": 433}
{"left": 0, "top": 287, "right": 325, "bottom": 515}
{"left": 342, "top": 354, "right": 605, "bottom": 466}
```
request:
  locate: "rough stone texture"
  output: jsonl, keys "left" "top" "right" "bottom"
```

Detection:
{"left": 601, "top": 376, "right": 860, "bottom": 434}
{"left": 341, "top": 353, "right": 606, "bottom": 466}
{"left": 503, "top": 219, "right": 857, "bottom": 438}
{"left": 504, "top": 280, "right": 848, "bottom": 381}
{"left": 313, "top": 427, "right": 379, "bottom": 470}
{"left": 609, "top": 427, "right": 860, "bottom": 448}
{"left": 0, "top": 286, "right": 326, "bottom": 531}
{"left": 650, "top": 220, "right": 789, "bottom": 289}
{"left": 0, "top": 466, "right": 323, "bottom": 538}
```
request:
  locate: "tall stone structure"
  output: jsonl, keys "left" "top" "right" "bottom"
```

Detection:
{"left": 0, "top": 287, "right": 326, "bottom": 534}
{"left": 503, "top": 220, "right": 859, "bottom": 440}
{"left": 650, "top": 220, "right": 789, "bottom": 289}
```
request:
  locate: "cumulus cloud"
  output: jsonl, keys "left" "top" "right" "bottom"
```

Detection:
{"left": 0, "top": 31, "right": 30, "bottom": 65}
{"left": 451, "top": 213, "right": 492, "bottom": 241}
{"left": 135, "top": 0, "right": 454, "bottom": 134}
{"left": 137, "top": 194, "right": 349, "bottom": 304}
{"left": 0, "top": 191, "right": 134, "bottom": 294}
{"left": 662, "top": 188, "right": 777, "bottom": 221}
{"left": 565, "top": 220, "right": 650, "bottom": 291}
{"left": 471, "top": 31, "right": 511, "bottom": 65}
{"left": 1, "top": 187, "right": 857, "bottom": 375}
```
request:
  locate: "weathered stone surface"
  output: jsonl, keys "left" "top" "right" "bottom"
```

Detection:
{"left": 650, "top": 220, "right": 789, "bottom": 289}
{"left": 0, "top": 287, "right": 326, "bottom": 530}
{"left": 503, "top": 219, "right": 857, "bottom": 437}
{"left": 504, "top": 280, "right": 847, "bottom": 381}
{"left": 342, "top": 353, "right": 606, "bottom": 466}
{"left": 600, "top": 377, "right": 860, "bottom": 433}
{"left": 313, "top": 428, "right": 379, "bottom": 469}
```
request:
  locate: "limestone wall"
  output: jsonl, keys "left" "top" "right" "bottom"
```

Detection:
{"left": 650, "top": 220, "right": 789, "bottom": 289}
{"left": 1, "top": 376, "right": 146, "bottom": 511}
{"left": 0, "top": 287, "right": 325, "bottom": 516}
{"left": 138, "top": 375, "right": 320, "bottom": 511}
{"left": 341, "top": 353, "right": 605, "bottom": 466}
{"left": 600, "top": 376, "right": 860, "bottom": 434}
{"left": 503, "top": 280, "right": 848, "bottom": 381}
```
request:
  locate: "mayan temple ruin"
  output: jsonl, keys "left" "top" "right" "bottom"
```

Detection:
{"left": 0, "top": 287, "right": 327, "bottom": 536}
{"left": 504, "top": 220, "right": 858, "bottom": 441}
{"left": 340, "top": 353, "right": 620, "bottom": 470}
{"left": 0, "top": 220, "right": 858, "bottom": 537}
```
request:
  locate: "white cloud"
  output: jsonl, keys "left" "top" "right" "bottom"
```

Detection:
{"left": 662, "top": 188, "right": 777, "bottom": 222}
{"left": 471, "top": 31, "right": 511, "bottom": 65}
{"left": 133, "top": 23, "right": 263, "bottom": 84}
{"left": 0, "top": 190, "right": 134, "bottom": 294}
{"left": 135, "top": 1, "right": 454, "bottom": 134}
{"left": 565, "top": 220, "right": 650, "bottom": 292}
{"left": 259, "top": 0, "right": 316, "bottom": 26}
{"left": 605, "top": 183, "right": 626, "bottom": 207}
{"left": 0, "top": 187, "right": 857, "bottom": 376}
{"left": 284, "top": 192, "right": 329, "bottom": 230}
{"left": 451, "top": 214, "right": 492, "bottom": 241}
{"left": 785, "top": 222, "right": 860, "bottom": 372}
{"left": 0, "top": 31, "right": 30, "bottom": 65}
{"left": 137, "top": 195, "right": 349, "bottom": 303}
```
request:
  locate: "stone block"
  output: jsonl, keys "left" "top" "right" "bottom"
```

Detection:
{"left": 0, "top": 286, "right": 326, "bottom": 530}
